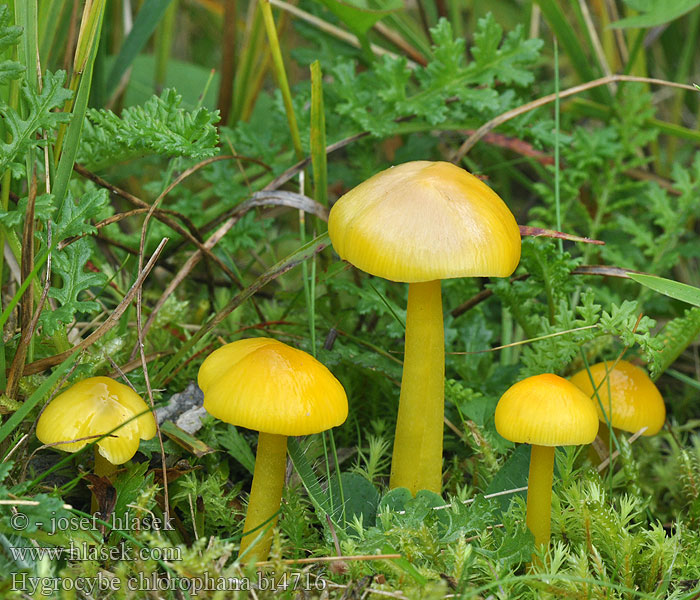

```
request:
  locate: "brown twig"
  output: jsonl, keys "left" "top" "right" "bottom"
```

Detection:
{"left": 22, "top": 238, "right": 168, "bottom": 375}
{"left": 5, "top": 173, "right": 38, "bottom": 397}
{"left": 73, "top": 163, "right": 246, "bottom": 291}
{"left": 139, "top": 192, "right": 327, "bottom": 344}
{"left": 452, "top": 74, "right": 699, "bottom": 162}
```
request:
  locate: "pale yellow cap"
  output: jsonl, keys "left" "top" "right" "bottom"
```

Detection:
{"left": 36, "top": 377, "right": 157, "bottom": 465}
{"left": 570, "top": 360, "right": 665, "bottom": 436}
{"left": 495, "top": 374, "right": 599, "bottom": 446}
{"left": 328, "top": 161, "right": 521, "bottom": 283}
{"left": 198, "top": 338, "right": 348, "bottom": 436}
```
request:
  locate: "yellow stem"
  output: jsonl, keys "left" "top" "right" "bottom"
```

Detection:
{"left": 91, "top": 447, "right": 117, "bottom": 514}
{"left": 526, "top": 444, "right": 555, "bottom": 550}
{"left": 238, "top": 432, "right": 287, "bottom": 561}
{"left": 389, "top": 280, "right": 444, "bottom": 495}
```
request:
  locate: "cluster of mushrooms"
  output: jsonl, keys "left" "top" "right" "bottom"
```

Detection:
{"left": 35, "top": 161, "right": 666, "bottom": 564}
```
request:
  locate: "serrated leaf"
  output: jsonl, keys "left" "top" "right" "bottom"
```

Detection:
{"left": 78, "top": 89, "right": 219, "bottom": 170}
{"left": 650, "top": 308, "right": 700, "bottom": 380}
{"left": 53, "top": 189, "right": 109, "bottom": 240}
{"left": 0, "top": 5, "right": 22, "bottom": 85}
{"left": 0, "top": 70, "right": 72, "bottom": 173}
{"left": 41, "top": 240, "right": 107, "bottom": 335}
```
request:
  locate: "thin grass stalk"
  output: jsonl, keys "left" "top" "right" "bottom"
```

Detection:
{"left": 38, "top": 0, "right": 68, "bottom": 69}
{"left": 154, "top": 0, "right": 178, "bottom": 94}
{"left": 258, "top": 0, "right": 303, "bottom": 160}
{"left": 216, "top": 0, "right": 236, "bottom": 124}
{"left": 53, "top": 0, "right": 105, "bottom": 206}
{"left": 54, "top": 0, "right": 106, "bottom": 166}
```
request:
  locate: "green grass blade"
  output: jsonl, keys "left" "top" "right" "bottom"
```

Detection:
{"left": 105, "top": 0, "right": 173, "bottom": 97}
{"left": 611, "top": 1, "right": 700, "bottom": 28}
{"left": 259, "top": 0, "right": 303, "bottom": 160}
{"left": 53, "top": 0, "right": 105, "bottom": 207}
{"left": 310, "top": 61, "right": 327, "bottom": 207}
{"left": 535, "top": 0, "right": 609, "bottom": 104}
{"left": 628, "top": 273, "right": 700, "bottom": 307}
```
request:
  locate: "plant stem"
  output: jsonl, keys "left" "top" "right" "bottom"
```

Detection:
{"left": 389, "top": 280, "right": 444, "bottom": 495}
{"left": 239, "top": 432, "right": 287, "bottom": 561}
{"left": 91, "top": 447, "right": 117, "bottom": 513}
{"left": 526, "top": 444, "right": 554, "bottom": 549}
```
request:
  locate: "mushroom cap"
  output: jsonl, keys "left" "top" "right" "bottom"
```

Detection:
{"left": 198, "top": 338, "right": 348, "bottom": 436}
{"left": 495, "top": 374, "right": 599, "bottom": 446}
{"left": 569, "top": 360, "right": 665, "bottom": 436}
{"left": 327, "top": 161, "right": 521, "bottom": 283}
{"left": 36, "top": 377, "right": 156, "bottom": 465}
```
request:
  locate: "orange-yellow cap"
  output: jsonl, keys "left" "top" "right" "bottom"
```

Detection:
{"left": 198, "top": 338, "right": 348, "bottom": 436}
{"left": 495, "top": 374, "right": 599, "bottom": 446}
{"left": 327, "top": 161, "right": 521, "bottom": 283}
{"left": 570, "top": 360, "right": 665, "bottom": 436}
{"left": 36, "top": 377, "right": 156, "bottom": 465}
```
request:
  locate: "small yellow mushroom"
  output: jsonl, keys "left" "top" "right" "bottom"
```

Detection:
{"left": 36, "top": 377, "right": 156, "bottom": 511}
{"left": 198, "top": 338, "right": 348, "bottom": 562}
{"left": 495, "top": 374, "right": 599, "bottom": 551}
{"left": 570, "top": 360, "right": 666, "bottom": 456}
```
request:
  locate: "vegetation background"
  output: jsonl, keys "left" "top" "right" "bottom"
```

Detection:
{"left": 1, "top": 0, "right": 700, "bottom": 597}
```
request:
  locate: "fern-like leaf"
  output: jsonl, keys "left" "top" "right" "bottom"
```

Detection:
{"left": 77, "top": 89, "right": 220, "bottom": 170}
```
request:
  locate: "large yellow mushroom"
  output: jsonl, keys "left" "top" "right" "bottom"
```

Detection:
{"left": 328, "top": 161, "right": 521, "bottom": 495}
{"left": 495, "top": 374, "right": 599, "bottom": 551}
{"left": 198, "top": 337, "right": 348, "bottom": 562}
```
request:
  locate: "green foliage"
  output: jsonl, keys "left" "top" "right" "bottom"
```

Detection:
{"left": 78, "top": 89, "right": 220, "bottom": 170}
{"left": 0, "top": 70, "right": 72, "bottom": 174}
{"left": 4, "top": 1, "right": 700, "bottom": 597}
{"left": 332, "top": 16, "right": 541, "bottom": 136}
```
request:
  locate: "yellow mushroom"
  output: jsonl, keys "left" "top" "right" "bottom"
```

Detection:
{"left": 328, "top": 161, "right": 521, "bottom": 495}
{"left": 36, "top": 377, "right": 156, "bottom": 509}
{"left": 495, "top": 374, "right": 599, "bottom": 551}
{"left": 198, "top": 338, "right": 348, "bottom": 562}
{"left": 570, "top": 360, "right": 666, "bottom": 455}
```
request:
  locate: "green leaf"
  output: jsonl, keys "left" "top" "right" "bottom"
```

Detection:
{"left": 330, "top": 472, "right": 380, "bottom": 527}
{"left": 41, "top": 240, "right": 107, "bottom": 335}
{"left": 313, "top": 0, "right": 400, "bottom": 38}
{"left": 611, "top": 1, "right": 700, "bottom": 28}
{"left": 485, "top": 444, "right": 529, "bottom": 514}
{"left": 287, "top": 437, "right": 333, "bottom": 521}
{"left": 0, "top": 5, "right": 23, "bottom": 85}
{"left": 628, "top": 273, "right": 700, "bottom": 308}
{"left": 0, "top": 70, "right": 72, "bottom": 173}
{"left": 53, "top": 189, "right": 110, "bottom": 240}
{"left": 650, "top": 308, "right": 700, "bottom": 380}
{"left": 78, "top": 89, "right": 220, "bottom": 170}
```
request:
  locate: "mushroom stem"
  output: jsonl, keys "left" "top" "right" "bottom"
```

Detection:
{"left": 526, "top": 444, "right": 555, "bottom": 548}
{"left": 390, "top": 279, "right": 444, "bottom": 495}
{"left": 238, "top": 432, "right": 287, "bottom": 561}
{"left": 92, "top": 448, "right": 117, "bottom": 514}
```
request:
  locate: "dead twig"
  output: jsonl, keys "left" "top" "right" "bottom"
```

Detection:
{"left": 139, "top": 192, "right": 327, "bottom": 344}
{"left": 22, "top": 238, "right": 168, "bottom": 375}
{"left": 452, "top": 74, "right": 698, "bottom": 162}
